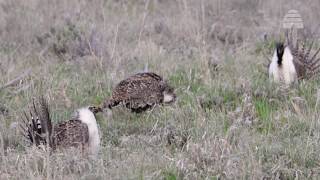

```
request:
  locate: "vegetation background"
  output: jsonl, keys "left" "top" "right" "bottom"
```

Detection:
{"left": 1, "top": 0, "right": 320, "bottom": 179}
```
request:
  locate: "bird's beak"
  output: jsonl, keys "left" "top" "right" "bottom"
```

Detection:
{"left": 95, "top": 107, "right": 103, "bottom": 113}
{"left": 90, "top": 106, "right": 103, "bottom": 114}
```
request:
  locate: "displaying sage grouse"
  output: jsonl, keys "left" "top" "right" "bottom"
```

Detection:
{"left": 103, "top": 72, "right": 176, "bottom": 113}
{"left": 21, "top": 97, "right": 102, "bottom": 154}
{"left": 268, "top": 32, "right": 320, "bottom": 85}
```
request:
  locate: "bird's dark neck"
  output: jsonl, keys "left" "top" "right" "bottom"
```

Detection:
{"left": 276, "top": 43, "right": 285, "bottom": 66}
{"left": 277, "top": 53, "right": 283, "bottom": 66}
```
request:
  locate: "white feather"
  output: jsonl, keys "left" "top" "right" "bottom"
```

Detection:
{"left": 78, "top": 108, "right": 100, "bottom": 155}
{"left": 269, "top": 46, "right": 297, "bottom": 85}
{"left": 163, "top": 93, "right": 174, "bottom": 103}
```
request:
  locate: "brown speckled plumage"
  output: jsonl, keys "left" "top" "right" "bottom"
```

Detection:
{"left": 51, "top": 120, "right": 89, "bottom": 149}
{"left": 21, "top": 97, "right": 101, "bottom": 151}
{"left": 103, "top": 72, "right": 176, "bottom": 113}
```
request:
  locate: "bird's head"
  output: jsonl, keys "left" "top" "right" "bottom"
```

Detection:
{"left": 163, "top": 86, "right": 176, "bottom": 104}
{"left": 88, "top": 106, "right": 103, "bottom": 114}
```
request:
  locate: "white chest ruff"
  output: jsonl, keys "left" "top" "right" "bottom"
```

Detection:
{"left": 78, "top": 108, "right": 100, "bottom": 155}
{"left": 269, "top": 47, "right": 297, "bottom": 85}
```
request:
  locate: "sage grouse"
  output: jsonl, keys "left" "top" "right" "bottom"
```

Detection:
{"left": 103, "top": 72, "right": 176, "bottom": 113}
{"left": 21, "top": 97, "right": 102, "bottom": 154}
{"left": 269, "top": 33, "right": 320, "bottom": 85}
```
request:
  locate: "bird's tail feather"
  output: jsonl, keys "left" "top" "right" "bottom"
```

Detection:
{"left": 20, "top": 96, "right": 52, "bottom": 147}
{"left": 286, "top": 29, "right": 320, "bottom": 79}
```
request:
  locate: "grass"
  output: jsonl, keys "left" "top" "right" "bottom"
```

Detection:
{"left": 1, "top": 0, "right": 320, "bottom": 179}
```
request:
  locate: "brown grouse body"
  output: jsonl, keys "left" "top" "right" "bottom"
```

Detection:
{"left": 51, "top": 120, "right": 89, "bottom": 149}
{"left": 21, "top": 97, "right": 102, "bottom": 153}
{"left": 104, "top": 72, "right": 176, "bottom": 113}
